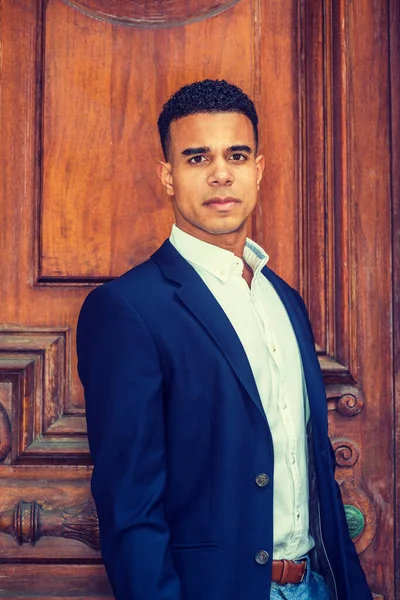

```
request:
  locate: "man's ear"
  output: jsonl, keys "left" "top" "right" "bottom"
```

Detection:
{"left": 255, "top": 154, "right": 265, "bottom": 190}
{"left": 157, "top": 161, "right": 174, "bottom": 196}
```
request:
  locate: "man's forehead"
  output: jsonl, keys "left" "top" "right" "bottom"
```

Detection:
{"left": 169, "top": 112, "right": 255, "bottom": 148}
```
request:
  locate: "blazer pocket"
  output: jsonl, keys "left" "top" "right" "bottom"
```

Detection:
{"left": 171, "top": 542, "right": 219, "bottom": 552}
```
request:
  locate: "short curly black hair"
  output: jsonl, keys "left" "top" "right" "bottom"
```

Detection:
{"left": 157, "top": 79, "right": 259, "bottom": 160}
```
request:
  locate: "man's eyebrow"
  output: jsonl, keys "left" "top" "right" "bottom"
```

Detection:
{"left": 181, "top": 144, "right": 253, "bottom": 157}
{"left": 181, "top": 147, "right": 210, "bottom": 156}
{"left": 228, "top": 145, "right": 252, "bottom": 153}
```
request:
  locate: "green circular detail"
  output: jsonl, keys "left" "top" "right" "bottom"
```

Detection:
{"left": 343, "top": 504, "right": 365, "bottom": 539}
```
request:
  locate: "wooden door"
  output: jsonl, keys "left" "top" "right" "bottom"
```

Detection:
{"left": 0, "top": 0, "right": 397, "bottom": 598}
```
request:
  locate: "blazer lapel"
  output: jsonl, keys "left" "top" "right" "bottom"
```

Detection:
{"left": 261, "top": 265, "right": 326, "bottom": 429}
{"left": 261, "top": 266, "right": 308, "bottom": 343}
{"left": 152, "top": 241, "right": 267, "bottom": 424}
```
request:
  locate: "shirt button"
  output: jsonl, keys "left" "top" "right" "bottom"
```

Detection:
{"left": 255, "top": 550, "right": 269, "bottom": 564}
{"left": 255, "top": 473, "right": 269, "bottom": 487}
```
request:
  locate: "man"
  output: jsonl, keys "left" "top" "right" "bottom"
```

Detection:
{"left": 77, "top": 79, "right": 372, "bottom": 600}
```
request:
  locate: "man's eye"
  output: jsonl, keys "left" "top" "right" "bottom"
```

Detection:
{"left": 230, "top": 153, "right": 247, "bottom": 161}
{"left": 188, "top": 156, "right": 206, "bottom": 164}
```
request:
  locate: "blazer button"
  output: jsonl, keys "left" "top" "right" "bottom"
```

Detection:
{"left": 255, "top": 473, "right": 269, "bottom": 487}
{"left": 255, "top": 550, "right": 269, "bottom": 565}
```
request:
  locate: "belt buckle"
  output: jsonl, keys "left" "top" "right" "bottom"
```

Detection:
{"left": 299, "top": 560, "right": 307, "bottom": 583}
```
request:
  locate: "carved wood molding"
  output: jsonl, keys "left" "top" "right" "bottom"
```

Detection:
{"left": 0, "top": 328, "right": 89, "bottom": 464}
{"left": 0, "top": 498, "right": 100, "bottom": 550}
{"left": 326, "top": 384, "right": 364, "bottom": 417}
{"left": 331, "top": 435, "right": 376, "bottom": 556}
{"left": 338, "top": 479, "right": 377, "bottom": 555}
{"left": 318, "top": 352, "right": 365, "bottom": 416}
{"left": 332, "top": 438, "right": 360, "bottom": 467}
{"left": 62, "top": 0, "right": 242, "bottom": 27}
{"left": 300, "top": 0, "right": 359, "bottom": 385}
{"left": 0, "top": 401, "right": 12, "bottom": 461}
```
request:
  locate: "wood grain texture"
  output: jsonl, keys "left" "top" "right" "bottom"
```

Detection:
{"left": 255, "top": 0, "right": 300, "bottom": 288}
{"left": 299, "top": 0, "right": 331, "bottom": 353}
{"left": 0, "top": 564, "right": 112, "bottom": 598}
{"left": 390, "top": 0, "right": 400, "bottom": 596}
{"left": 41, "top": 0, "right": 255, "bottom": 280}
{"left": 328, "top": 3, "right": 393, "bottom": 597}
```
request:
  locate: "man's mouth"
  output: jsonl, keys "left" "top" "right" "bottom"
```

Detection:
{"left": 203, "top": 197, "right": 240, "bottom": 211}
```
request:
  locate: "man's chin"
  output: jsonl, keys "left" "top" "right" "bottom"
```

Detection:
{"left": 205, "top": 222, "right": 247, "bottom": 236}
{"left": 175, "top": 216, "right": 248, "bottom": 240}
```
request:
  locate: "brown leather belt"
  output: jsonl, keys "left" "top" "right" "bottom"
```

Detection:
{"left": 271, "top": 559, "right": 307, "bottom": 585}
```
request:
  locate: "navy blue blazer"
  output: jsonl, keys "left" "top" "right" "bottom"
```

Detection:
{"left": 77, "top": 240, "right": 372, "bottom": 600}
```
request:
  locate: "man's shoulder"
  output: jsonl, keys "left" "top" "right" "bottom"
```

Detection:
{"left": 261, "top": 264, "right": 310, "bottom": 318}
{"left": 93, "top": 254, "right": 165, "bottom": 305}
{"left": 113, "top": 254, "right": 161, "bottom": 287}
{"left": 261, "top": 264, "right": 298, "bottom": 297}
{"left": 82, "top": 239, "right": 189, "bottom": 313}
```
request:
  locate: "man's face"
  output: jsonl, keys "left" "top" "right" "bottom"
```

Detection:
{"left": 157, "top": 112, "right": 264, "bottom": 245}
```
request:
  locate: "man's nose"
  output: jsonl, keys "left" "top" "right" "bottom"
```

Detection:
{"left": 207, "top": 158, "right": 234, "bottom": 186}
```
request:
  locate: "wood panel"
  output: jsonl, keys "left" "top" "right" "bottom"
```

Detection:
{"left": 255, "top": 0, "right": 300, "bottom": 288}
{"left": 0, "top": 329, "right": 89, "bottom": 464}
{"left": 329, "top": 1, "right": 393, "bottom": 597}
{"left": 41, "top": 0, "right": 255, "bottom": 280}
{"left": 0, "top": 565, "right": 111, "bottom": 599}
{"left": 391, "top": 0, "right": 400, "bottom": 596}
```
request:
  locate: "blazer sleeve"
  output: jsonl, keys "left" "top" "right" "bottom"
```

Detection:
{"left": 77, "top": 284, "right": 183, "bottom": 600}
{"left": 292, "top": 288, "right": 372, "bottom": 598}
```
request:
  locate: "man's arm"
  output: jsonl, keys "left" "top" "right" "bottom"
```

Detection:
{"left": 77, "top": 284, "right": 183, "bottom": 600}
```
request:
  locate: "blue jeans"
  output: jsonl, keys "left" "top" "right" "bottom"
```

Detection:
{"left": 270, "top": 557, "right": 330, "bottom": 599}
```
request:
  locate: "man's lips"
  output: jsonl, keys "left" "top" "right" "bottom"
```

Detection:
{"left": 203, "top": 197, "right": 240, "bottom": 211}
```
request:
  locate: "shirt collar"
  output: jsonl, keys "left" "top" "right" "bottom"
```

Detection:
{"left": 169, "top": 224, "right": 269, "bottom": 282}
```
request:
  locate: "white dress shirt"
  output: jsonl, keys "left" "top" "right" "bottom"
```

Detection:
{"left": 170, "top": 224, "right": 315, "bottom": 559}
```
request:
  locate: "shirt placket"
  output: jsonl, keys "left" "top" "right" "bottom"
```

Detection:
{"left": 251, "top": 278, "right": 303, "bottom": 557}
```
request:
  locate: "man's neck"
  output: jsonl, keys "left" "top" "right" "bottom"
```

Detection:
{"left": 174, "top": 224, "right": 248, "bottom": 259}
{"left": 242, "top": 261, "right": 253, "bottom": 287}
